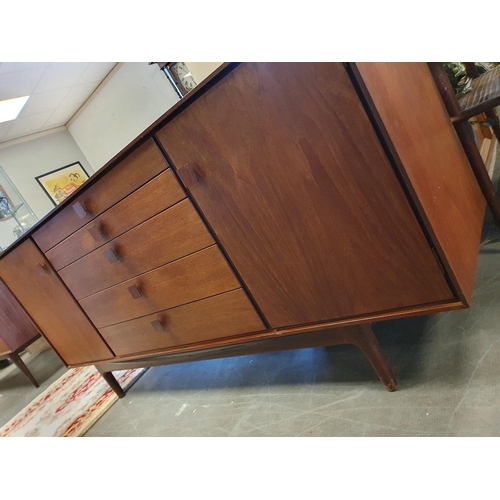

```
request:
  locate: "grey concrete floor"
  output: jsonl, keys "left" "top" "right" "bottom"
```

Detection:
{"left": 1, "top": 205, "right": 500, "bottom": 437}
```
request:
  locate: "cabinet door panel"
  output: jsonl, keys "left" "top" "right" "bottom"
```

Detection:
{"left": 156, "top": 62, "right": 454, "bottom": 328}
{"left": 0, "top": 239, "right": 113, "bottom": 365}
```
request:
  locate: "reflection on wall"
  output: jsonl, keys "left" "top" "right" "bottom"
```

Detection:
{"left": 0, "top": 129, "right": 93, "bottom": 220}
{"left": 0, "top": 167, "right": 38, "bottom": 251}
{"left": 0, "top": 61, "right": 224, "bottom": 245}
{"left": 68, "top": 63, "right": 180, "bottom": 172}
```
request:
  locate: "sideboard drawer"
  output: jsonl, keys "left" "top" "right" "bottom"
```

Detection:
{"left": 58, "top": 199, "right": 215, "bottom": 299}
{"left": 46, "top": 169, "right": 186, "bottom": 270}
{"left": 32, "top": 139, "right": 169, "bottom": 252}
{"left": 79, "top": 245, "right": 240, "bottom": 328}
{"left": 99, "top": 289, "right": 266, "bottom": 356}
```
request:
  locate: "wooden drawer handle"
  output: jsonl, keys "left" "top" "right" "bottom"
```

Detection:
{"left": 150, "top": 319, "right": 167, "bottom": 332}
{"left": 38, "top": 263, "right": 50, "bottom": 274}
{"left": 103, "top": 248, "right": 119, "bottom": 264}
{"left": 72, "top": 201, "right": 90, "bottom": 219}
{"left": 177, "top": 164, "right": 200, "bottom": 188}
{"left": 127, "top": 284, "right": 143, "bottom": 299}
{"left": 88, "top": 224, "right": 104, "bottom": 242}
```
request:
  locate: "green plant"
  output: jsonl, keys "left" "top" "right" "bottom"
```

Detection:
{"left": 443, "top": 62, "right": 500, "bottom": 97}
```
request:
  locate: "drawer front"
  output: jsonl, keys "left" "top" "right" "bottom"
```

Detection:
{"left": 46, "top": 169, "right": 186, "bottom": 270}
{"left": 0, "top": 239, "right": 113, "bottom": 365}
{"left": 80, "top": 245, "right": 240, "bottom": 328}
{"left": 32, "top": 139, "right": 168, "bottom": 252}
{"left": 99, "top": 289, "right": 266, "bottom": 357}
{"left": 58, "top": 199, "right": 214, "bottom": 299}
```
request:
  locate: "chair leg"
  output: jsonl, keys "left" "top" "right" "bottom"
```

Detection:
{"left": 455, "top": 120, "right": 500, "bottom": 229}
{"left": 484, "top": 109, "right": 500, "bottom": 145}
{"left": 8, "top": 352, "right": 39, "bottom": 388}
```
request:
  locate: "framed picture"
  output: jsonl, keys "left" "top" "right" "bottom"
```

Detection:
{"left": 35, "top": 162, "right": 90, "bottom": 206}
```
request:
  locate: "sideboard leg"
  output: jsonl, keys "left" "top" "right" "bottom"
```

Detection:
{"left": 99, "top": 370, "right": 125, "bottom": 398}
{"left": 351, "top": 324, "right": 398, "bottom": 392}
{"left": 9, "top": 351, "right": 39, "bottom": 388}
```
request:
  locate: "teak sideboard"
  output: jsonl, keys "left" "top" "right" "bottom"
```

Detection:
{"left": 0, "top": 63, "right": 486, "bottom": 394}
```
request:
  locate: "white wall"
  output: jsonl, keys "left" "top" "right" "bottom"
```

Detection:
{"left": 185, "top": 62, "right": 223, "bottom": 84}
{"left": 0, "top": 129, "right": 93, "bottom": 220}
{"left": 68, "top": 63, "right": 180, "bottom": 171}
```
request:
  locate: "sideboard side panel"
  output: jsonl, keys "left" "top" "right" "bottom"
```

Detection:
{"left": 353, "top": 63, "right": 486, "bottom": 305}
{"left": 0, "top": 238, "right": 114, "bottom": 365}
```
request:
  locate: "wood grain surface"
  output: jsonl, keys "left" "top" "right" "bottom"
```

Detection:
{"left": 354, "top": 63, "right": 485, "bottom": 304}
{"left": 45, "top": 169, "right": 186, "bottom": 270}
{"left": 79, "top": 245, "right": 240, "bottom": 328}
{"left": 99, "top": 289, "right": 265, "bottom": 356}
{"left": 156, "top": 62, "right": 454, "bottom": 328}
{"left": 32, "top": 139, "right": 169, "bottom": 252}
{"left": 58, "top": 199, "right": 214, "bottom": 299}
{"left": 0, "top": 239, "right": 113, "bottom": 364}
{"left": 0, "top": 279, "right": 41, "bottom": 352}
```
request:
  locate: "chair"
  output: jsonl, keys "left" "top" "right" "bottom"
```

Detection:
{"left": 428, "top": 62, "right": 500, "bottom": 228}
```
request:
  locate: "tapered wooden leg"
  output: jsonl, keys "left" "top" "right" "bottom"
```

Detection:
{"left": 9, "top": 352, "right": 39, "bottom": 388}
{"left": 349, "top": 324, "right": 398, "bottom": 392}
{"left": 99, "top": 370, "right": 125, "bottom": 398}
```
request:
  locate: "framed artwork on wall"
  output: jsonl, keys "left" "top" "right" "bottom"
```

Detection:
{"left": 35, "top": 162, "right": 90, "bottom": 206}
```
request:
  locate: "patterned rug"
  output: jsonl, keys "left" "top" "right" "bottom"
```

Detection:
{"left": 0, "top": 366, "right": 147, "bottom": 437}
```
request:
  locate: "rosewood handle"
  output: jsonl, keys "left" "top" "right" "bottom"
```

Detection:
{"left": 72, "top": 201, "right": 90, "bottom": 219}
{"left": 150, "top": 319, "right": 167, "bottom": 332}
{"left": 103, "top": 248, "right": 119, "bottom": 263}
{"left": 88, "top": 224, "right": 104, "bottom": 242}
{"left": 177, "top": 164, "right": 200, "bottom": 188}
{"left": 127, "top": 284, "right": 143, "bottom": 299}
{"left": 38, "top": 263, "right": 50, "bottom": 274}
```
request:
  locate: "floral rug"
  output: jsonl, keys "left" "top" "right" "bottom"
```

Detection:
{"left": 0, "top": 366, "right": 147, "bottom": 437}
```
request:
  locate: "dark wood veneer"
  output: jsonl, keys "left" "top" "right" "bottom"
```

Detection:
{"left": 58, "top": 199, "right": 215, "bottom": 299}
{"left": 46, "top": 169, "right": 186, "bottom": 270}
{"left": 79, "top": 245, "right": 240, "bottom": 328}
{"left": 99, "top": 289, "right": 265, "bottom": 357}
{"left": 156, "top": 62, "right": 454, "bottom": 328}
{"left": 0, "top": 239, "right": 113, "bottom": 365}
{"left": 32, "top": 139, "right": 169, "bottom": 253}
{"left": 353, "top": 63, "right": 485, "bottom": 305}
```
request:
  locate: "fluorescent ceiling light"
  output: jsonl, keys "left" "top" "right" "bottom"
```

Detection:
{"left": 0, "top": 96, "right": 30, "bottom": 124}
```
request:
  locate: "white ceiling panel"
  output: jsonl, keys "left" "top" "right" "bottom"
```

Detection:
{"left": 33, "top": 63, "right": 90, "bottom": 94}
{"left": 0, "top": 62, "right": 50, "bottom": 74}
{"left": 0, "top": 67, "right": 47, "bottom": 100}
{"left": 0, "top": 61, "right": 118, "bottom": 144}
{"left": 77, "top": 62, "right": 115, "bottom": 85}
{"left": 3, "top": 110, "right": 54, "bottom": 140}
{"left": 43, "top": 103, "right": 83, "bottom": 128}
{"left": 18, "top": 87, "right": 71, "bottom": 117}
{"left": 59, "top": 81, "right": 100, "bottom": 108}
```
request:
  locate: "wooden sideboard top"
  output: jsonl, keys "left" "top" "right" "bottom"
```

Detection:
{"left": 0, "top": 62, "right": 236, "bottom": 258}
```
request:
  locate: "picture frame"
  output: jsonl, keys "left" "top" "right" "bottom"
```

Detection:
{"left": 35, "top": 162, "right": 90, "bottom": 206}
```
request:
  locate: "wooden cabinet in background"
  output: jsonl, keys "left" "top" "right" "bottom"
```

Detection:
{"left": 0, "top": 279, "right": 42, "bottom": 387}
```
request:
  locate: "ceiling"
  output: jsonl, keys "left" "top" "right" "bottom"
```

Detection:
{"left": 0, "top": 62, "right": 117, "bottom": 144}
